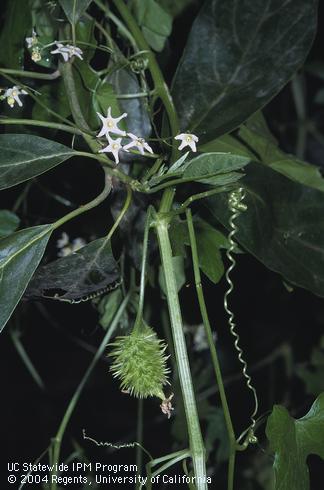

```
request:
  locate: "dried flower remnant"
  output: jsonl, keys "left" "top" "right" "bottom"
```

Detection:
{"left": 25, "top": 29, "right": 38, "bottom": 48}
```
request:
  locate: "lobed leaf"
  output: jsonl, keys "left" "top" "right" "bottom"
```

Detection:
{"left": 266, "top": 393, "right": 324, "bottom": 490}
{"left": 25, "top": 237, "right": 120, "bottom": 303}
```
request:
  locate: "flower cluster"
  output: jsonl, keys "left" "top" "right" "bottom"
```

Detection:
{"left": 51, "top": 42, "right": 83, "bottom": 62}
{"left": 96, "top": 107, "right": 199, "bottom": 164}
{"left": 56, "top": 232, "right": 86, "bottom": 257}
{"left": 96, "top": 107, "right": 153, "bottom": 164}
{"left": 25, "top": 29, "right": 42, "bottom": 62}
{"left": 0, "top": 86, "right": 28, "bottom": 108}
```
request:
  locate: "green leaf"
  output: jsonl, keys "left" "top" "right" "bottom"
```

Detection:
{"left": 108, "top": 68, "right": 151, "bottom": 138}
{"left": 266, "top": 393, "right": 324, "bottom": 490}
{"left": 199, "top": 134, "right": 254, "bottom": 159}
{"left": 169, "top": 217, "right": 227, "bottom": 283}
{"left": 59, "top": 0, "right": 93, "bottom": 24}
{"left": 0, "top": 134, "right": 76, "bottom": 190}
{"left": 25, "top": 237, "right": 120, "bottom": 302}
{"left": 98, "top": 288, "right": 123, "bottom": 330}
{"left": 183, "top": 153, "right": 250, "bottom": 181}
{"left": 296, "top": 337, "right": 324, "bottom": 396}
{"left": 239, "top": 125, "right": 324, "bottom": 192}
{"left": 205, "top": 163, "right": 324, "bottom": 297}
{"left": 32, "top": 80, "right": 71, "bottom": 122}
{"left": 133, "top": 0, "right": 172, "bottom": 52}
{"left": 30, "top": 0, "right": 58, "bottom": 68}
{"left": 194, "top": 219, "right": 227, "bottom": 283}
{"left": 75, "top": 16, "right": 96, "bottom": 62}
{"left": 158, "top": 0, "right": 197, "bottom": 18}
{"left": 172, "top": 0, "right": 317, "bottom": 142}
{"left": 0, "top": 0, "right": 32, "bottom": 68}
{"left": 0, "top": 210, "right": 20, "bottom": 238}
{"left": 0, "top": 224, "right": 52, "bottom": 332}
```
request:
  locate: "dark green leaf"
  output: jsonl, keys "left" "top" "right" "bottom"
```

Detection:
{"left": 158, "top": 0, "right": 198, "bottom": 18}
{"left": 239, "top": 125, "right": 324, "bottom": 192}
{"left": 0, "top": 210, "right": 20, "bottom": 238}
{"left": 108, "top": 68, "right": 151, "bottom": 138}
{"left": 30, "top": 0, "right": 58, "bottom": 68}
{"left": 25, "top": 237, "right": 120, "bottom": 302}
{"left": 199, "top": 134, "right": 254, "bottom": 159}
{"left": 194, "top": 220, "right": 227, "bottom": 283}
{"left": 0, "top": 134, "right": 75, "bottom": 190}
{"left": 32, "top": 80, "right": 71, "bottom": 122}
{"left": 172, "top": 0, "right": 317, "bottom": 142}
{"left": 205, "top": 163, "right": 324, "bottom": 297}
{"left": 266, "top": 393, "right": 324, "bottom": 490}
{"left": 133, "top": 0, "right": 172, "bottom": 52}
{"left": 183, "top": 153, "right": 250, "bottom": 181}
{"left": 296, "top": 337, "right": 324, "bottom": 396}
{"left": 0, "top": 0, "right": 32, "bottom": 68}
{"left": 98, "top": 288, "right": 123, "bottom": 330}
{"left": 169, "top": 217, "right": 228, "bottom": 283}
{"left": 0, "top": 224, "right": 52, "bottom": 332}
{"left": 59, "top": 0, "right": 93, "bottom": 24}
{"left": 76, "top": 16, "right": 96, "bottom": 62}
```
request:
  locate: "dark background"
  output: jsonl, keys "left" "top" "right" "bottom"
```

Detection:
{"left": 1, "top": 1, "right": 324, "bottom": 489}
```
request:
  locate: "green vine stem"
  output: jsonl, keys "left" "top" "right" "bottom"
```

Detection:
{"left": 51, "top": 167, "right": 112, "bottom": 231}
{"left": 186, "top": 208, "right": 237, "bottom": 490}
{"left": 154, "top": 212, "right": 207, "bottom": 489}
{"left": 0, "top": 118, "right": 83, "bottom": 135}
{"left": 49, "top": 292, "right": 132, "bottom": 490}
{"left": 0, "top": 68, "right": 60, "bottom": 80}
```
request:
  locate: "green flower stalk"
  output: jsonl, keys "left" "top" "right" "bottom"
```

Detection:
{"left": 109, "top": 322, "right": 172, "bottom": 413}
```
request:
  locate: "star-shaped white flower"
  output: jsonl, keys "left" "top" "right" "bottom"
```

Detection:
{"left": 3, "top": 86, "right": 28, "bottom": 108}
{"left": 50, "top": 42, "right": 83, "bottom": 62}
{"left": 99, "top": 135, "right": 123, "bottom": 164}
{"left": 174, "top": 133, "right": 199, "bottom": 152}
{"left": 96, "top": 107, "right": 127, "bottom": 138}
{"left": 123, "top": 133, "right": 153, "bottom": 155}
{"left": 26, "top": 29, "right": 38, "bottom": 48}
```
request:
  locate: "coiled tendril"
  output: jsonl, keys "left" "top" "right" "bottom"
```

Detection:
{"left": 224, "top": 187, "right": 258, "bottom": 446}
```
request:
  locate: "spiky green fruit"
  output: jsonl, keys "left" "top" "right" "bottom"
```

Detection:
{"left": 108, "top": 324, "right": 170, "bottom": 400}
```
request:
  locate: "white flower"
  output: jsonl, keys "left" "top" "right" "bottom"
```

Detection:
{"left": 99, "top": 135, "right": 123, "bottom": 164}
{"left": 57, "top": 232, "right": 70, "bottom": 248}
{"left": 57, "top": 232, "right": 86, "bottom": 257}
{"left": 96, "top": 107, "right": 127, "bottom": 138}
{"left": 50, "top": 42, "right": 83, "bottom": 62}
{"left": 174, "top": 133, "right": 199, "bottom": 152}
{"left": 123, "top": 133, "right": 153, "bottom": 155}
{"left": 26, "top": 29, "right": 38, "bottom": 48}
{"left": 3, "top": 86, "right": 28, "bottom": 108}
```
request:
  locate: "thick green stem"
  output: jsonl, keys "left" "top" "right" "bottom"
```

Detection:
{"left": 155, "top": 215, "right": 207, "bottom": 489}
{"left": 50, "top": 293, "right": 131, "bottom": 490}
{"left": 59, "top": 61, "right": 100, "bottom": 152}
{"left": 186, "top": 209, "right": 237, "bottom": 490}
{"left": 112, "top": 0, "right": 180, "bottom": 160}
